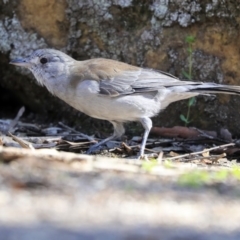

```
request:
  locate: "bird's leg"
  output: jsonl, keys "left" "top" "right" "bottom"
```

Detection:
{"left": 86, "top": 121, "right": 125, "bottom": 154}
{"left": 139, "top": 117, "right": 152, "bottom": 158}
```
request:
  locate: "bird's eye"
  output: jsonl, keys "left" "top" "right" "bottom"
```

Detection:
{"left": 40, "top": 57, "right": 48, "bottom": 64}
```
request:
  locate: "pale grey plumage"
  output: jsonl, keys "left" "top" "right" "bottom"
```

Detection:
{"left": 10, "top": 49, "right": 240, "bottom": 157}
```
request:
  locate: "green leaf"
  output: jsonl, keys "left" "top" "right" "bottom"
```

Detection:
{"left": 187, "top": 47, "right": 192, "bottom": 53}
{"left": 185, "top": 35, "right": 195, "bottom": 44}
{"left": 188, "top": 97, "right": 195, "bottom": 107}
{"left": 182, "top": 71, "right": 191, "bottom": 80}
{"left": 180, "top": 114, "right": 189, "bottom": 124}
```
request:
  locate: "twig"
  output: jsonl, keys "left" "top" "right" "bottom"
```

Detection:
{"left": 122, "top": 142, "right": 133, "bottom": 154}
{"left": 7, "top": 106, "right": 25, "bottom": 133}
{"left": 180, "top": 153, "right": 226, "bottom": 162}
{"left": 193, "top": 127, "right": 215, "bottom": 139}
{"left": 0, "top": 146, "right": 91, "bottom": 163}
{"left": 8, "top": 132, "right": 35, "bottom": 149}
{"left": 58, "top": 122, "right": 96, "bottom": 142}
{"left": 157, "top": 151, "right": 163, "bottom": 163}
{"left": 20, "top": 136, "right": 62, "bottom": 143}
{"left": 163, "top": 143, "right": 235, "bottom": 161}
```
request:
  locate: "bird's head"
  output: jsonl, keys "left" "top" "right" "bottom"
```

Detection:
{"left": 10, "top": 49, "right": 75, "bottom": 87}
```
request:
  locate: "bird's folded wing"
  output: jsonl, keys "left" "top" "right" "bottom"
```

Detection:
{"left": 98, "top": 68, "right": 201, "bottom": 97}
{"left": 72, "top": 58, "right": 201, "bottom": 97}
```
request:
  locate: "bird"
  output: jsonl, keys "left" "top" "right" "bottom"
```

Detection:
{"left": 10, "top": 49, "right": 240, "bottom": 158}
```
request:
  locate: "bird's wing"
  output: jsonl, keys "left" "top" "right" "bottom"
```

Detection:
{"left": 73, "top": 58, "right": 201, "bottom": 97}
{"left": 99, "top": 68, "right": 203, "bottom": 97}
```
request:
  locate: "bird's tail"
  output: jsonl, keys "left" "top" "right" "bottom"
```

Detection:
{"left": 188, "top": 83, "right": 240, "bottom": 95}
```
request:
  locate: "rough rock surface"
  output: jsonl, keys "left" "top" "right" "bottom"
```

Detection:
{"left": 0, "top": 0, "right": 240, "bottom": 134}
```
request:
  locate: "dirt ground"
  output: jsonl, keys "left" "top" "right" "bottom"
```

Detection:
{"left": 1, "top": 149, "right": 240, "bottom": 240}
{"left": 1, "top": 114, "right": 240, "bottom": 240}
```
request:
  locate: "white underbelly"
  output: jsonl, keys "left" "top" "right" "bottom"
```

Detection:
{"left": 57, "top": 80, "right": 162, "bottom": 122}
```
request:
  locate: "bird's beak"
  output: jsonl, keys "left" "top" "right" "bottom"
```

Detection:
{"left": 9, "top": 58, "right": 32, "bottom": 68}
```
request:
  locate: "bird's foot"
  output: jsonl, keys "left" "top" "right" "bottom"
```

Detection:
{"left": 86, "top": 144, "right": 103, "bottom": 154}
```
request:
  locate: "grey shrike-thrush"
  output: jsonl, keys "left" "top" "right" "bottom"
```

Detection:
{"left": 10, "top": 49, "right": 240, "bottom": 157}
